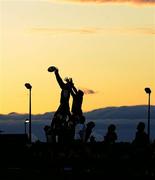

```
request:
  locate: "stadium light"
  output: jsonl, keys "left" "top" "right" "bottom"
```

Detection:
{"left": 25, "top": 83, "right": 32, "bottom": 143}
{"left": 144, "top": 87, "right": 151, "bottom": 141}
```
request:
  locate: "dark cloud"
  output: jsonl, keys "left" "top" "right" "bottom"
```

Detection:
{"left": 82, "top": 88, "right": 97, "bottom": 94}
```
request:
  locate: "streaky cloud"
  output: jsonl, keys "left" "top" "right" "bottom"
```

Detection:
{"left": 30, "top": 27, "right": 155, "bottom": 35}
{"left": 62, "top": 0, "right": 155, "bottom": 5}
{"left": 131, "top": 27, "right": 155, "bottom": 35}
{"left": 112, "top": 27, "right": 155, "bottom": 35}
{"left": 30, "top": 27, "right": 98, "bottom": 34}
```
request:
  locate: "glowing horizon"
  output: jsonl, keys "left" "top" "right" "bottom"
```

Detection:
{"left": 0, "top": 1, "right": 155, "bottom": 114}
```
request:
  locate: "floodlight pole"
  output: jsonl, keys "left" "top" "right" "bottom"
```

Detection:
{"left": 145, "top": 87, "right": 151, "bottom": 141}
{"left": 24, "top": 121, "right": 26, "bottom": 135}
{"left": 29, "top": 88, "right": 32, "bottom": 143}
{"left": 25, "top": 83, "right": 32, "bottom": 143}
{"left": 147, "top": 92, "right": 151, "bottom": 141}
{"left": 24, "top": 119, "right": 29, "bottom": 136}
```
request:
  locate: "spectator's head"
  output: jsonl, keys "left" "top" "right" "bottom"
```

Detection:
{"left": 108, "top": 124, "right": 116, "bottom": 132}
{"left": 137, "top": 122, "right": 145, "bottom": 132}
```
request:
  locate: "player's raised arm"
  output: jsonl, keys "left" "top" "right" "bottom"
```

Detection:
{"left": 47, "top": 66, "right": 65, "bottom": 89}
{"left": 54, "top": 68, "right": 65, "bottom": 89}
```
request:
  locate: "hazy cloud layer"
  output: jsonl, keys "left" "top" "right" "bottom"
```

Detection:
{"left": 63, "top": 0, "right": 155, "bottom": 5}
{"left": 31, "top": 27, "right": 155, "bottom": 35}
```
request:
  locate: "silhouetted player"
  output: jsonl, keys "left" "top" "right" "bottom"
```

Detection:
{"left": 48, "top": 66, "right": 73, "bottom": 142}
{"left": 71, "top": 86, "right": 84, "bottom": 116}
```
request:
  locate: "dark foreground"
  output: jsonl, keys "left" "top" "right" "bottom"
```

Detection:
{"left": 0, "top": 135, "right": 155, "bottom": 179}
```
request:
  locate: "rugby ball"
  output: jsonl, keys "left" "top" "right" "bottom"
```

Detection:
{"left": 48, "top": 66, "right": 56, "bottom": 72}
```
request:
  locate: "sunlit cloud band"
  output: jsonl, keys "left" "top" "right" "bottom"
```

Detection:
{"left": 54, "top": 0, "right": 155, "bottom": 5}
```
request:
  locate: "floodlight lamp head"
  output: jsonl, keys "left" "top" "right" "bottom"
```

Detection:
{"left": 145, "top": 87, "right": 151, "bottom": 94}
{"left": 25, "top": 83, "right": 32, "bottom": 89}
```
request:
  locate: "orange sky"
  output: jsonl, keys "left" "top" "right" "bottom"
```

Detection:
{"left": 0, "top": 0, "right": 155, "bottom": 114}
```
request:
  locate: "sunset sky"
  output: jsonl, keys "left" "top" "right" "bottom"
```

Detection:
{"left": 0, "top": 0, "right": 155, "bottom": 114}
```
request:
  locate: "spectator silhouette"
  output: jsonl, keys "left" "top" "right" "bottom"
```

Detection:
{"left": 133, "top": 122, "right": 149, "bottom": 147}
{"left": 84, "top": 121, "right": 95, "bottom": 143}
{"left": 104, "top": 124, "right": 117, "bottom": 144}
{"left": 44, "top": 125, "right": 52, "bottom": 143}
